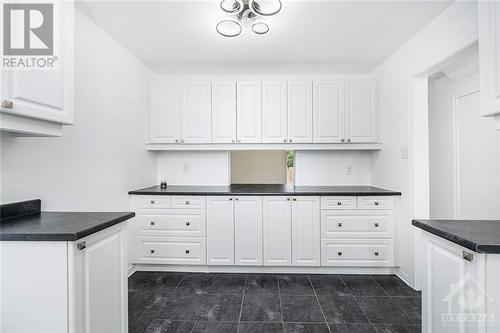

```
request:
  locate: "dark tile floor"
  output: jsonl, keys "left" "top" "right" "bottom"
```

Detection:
{"left": 129, "top": 272, "right": 422, "bottom": 333}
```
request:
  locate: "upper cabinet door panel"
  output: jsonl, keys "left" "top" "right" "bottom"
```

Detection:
{"left": 237, "top": 81, "right": 262, "bottom": 143}
{"left": 0, "top": 1, "right": 74, "bottom": 124}
{"left": 288, "top": 81, "right": 313, "bottom": 143}
{"left": 212, "top": 81, "right": 236, "bottom": 143}
{"left": 262, "top": 81, "right": 287, "bottom": 143}
{"left": 478, "top": 2, "right": 500, "bottom": 117}
{"left": 180, "top": 82, "right": 212, "bottom": 143}
{"left": 313, "top": 80, "right": 344, "bottom": 143}
{"left": 149, "top": 84, "right": 180, "bottom": 143}
{"left": 345, "top": 80, "right": 378, "bottom": 143}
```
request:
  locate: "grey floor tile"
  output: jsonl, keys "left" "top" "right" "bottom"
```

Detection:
{"left": 197, "top": 294, "right": 243, "bottom": 321}
{"left": 372, "top": 276, "right": 420, "bottom": 297}
{"left": 144, "top": 319, "right": 195, "bottom": 333}
{"left": 175, "top": 273, "right": 215, "bottom": 294}
{"left": 283, "top": 322, "right": 330, "bottom": 333}
{"left": 280, "top": 295, "right": 324, "bottom": 322}
{"left": 156, "top": 294, "right": 206, "bottom": 320}
{"left": 328, "top": 323, "right": 376, "bottom": 333}
{"left": 129, "top": 310, "right": 159, "bottom": 333}
{"left": 192, "top": 321, "right": 239, "bottom": 333}
{"left": 372, "top": 324, "right": 420, "bottom": 333}
{"left": 129, "top": 272, "right": 185, "bottom": 293}
{"left": 355, "top": 297, "right": 413, "bottom": 325}
{"left": 309, "top": 275, "right": 351, "bottom": 297}
{"left": 278, "top": 275, "right": 314, "bottom": 295}
{"left": 245, "top": 274, "right": 279, "bottom": 295}
{"left": 391, "top": 297, "right": 421, "bottom": 324}
{"left": 341, "top": 275, "right": 387, "bottom": 297}
{"left": 210, "top": 274, "right": 246, "bottom": 295}
{"left": 318, "top": 295, "right": 369, "bottom": 324}
{"left": 129, "top": 291, "right": 172, "bottom": 315}
{"left": 238, "top": 322, "right": 284, "bottom": 333}
{"left": 240, "top": 294, "right": 282, "bottom": 322}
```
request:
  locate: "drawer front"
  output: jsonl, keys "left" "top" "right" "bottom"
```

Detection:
{"left": 138, "top": 209, "right": 206, "bottom": 237}
{"left": 321, "top": 211, "right": 393, "bottom": 238}
{"left": 172, "top": 196, "right": 206, "bottom": 209}
{"left": 321, "top": 197, "right": 357, "bottom": 210}
{"left": 136, "top": 237, "right": 206, "bottom": 265}
{"left": 357, "top": 196, "right": 394, "bottom": 210}
{"left": 133, "top": 196, "right": 171, "bottom": 209}
{"left": 321, "top": 239, "right": 394, "bottom": 267}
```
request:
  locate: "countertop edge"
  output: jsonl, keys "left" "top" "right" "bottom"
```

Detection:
{"left": 128, "top": 190, "right": 402, "bottom": 196}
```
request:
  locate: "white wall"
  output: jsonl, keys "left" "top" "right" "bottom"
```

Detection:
{"left": 0, "top": 11, "right": 157, "bottom": 211}
{"left": 369, "top": 1, "right": 479, "bottom": 286}
{"left": 231, "top": 151, "right": 287, "bottom": 184}
{"left": 295, "top": 151, "right": 371, "bottom": 186}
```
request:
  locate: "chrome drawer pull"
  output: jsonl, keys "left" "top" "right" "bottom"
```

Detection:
{"left": 150, "top": 200, "right": 155, "bottom": 204}
{"left": 185, "top": 200, "right": 190, "bottom": 205}
{"left": 374, "top": 252, "right": 379, "bottom": 256}
{"left": 374, "top": 201, "right": 380, "bottom": 206}
{"left": 293, "top": 198, "right": 297, "bottom": 201}
{"left": 150, "top": 249, "right": 155, "bottom": 254}
{"left": 374, "top": 223, "right": 379, "bottom": 227}
{"left": 337, "top": 223, "right": 342, "bottom": 227}
{"left": 185, "top": 249, "right": 190, "bottom": 254}
{"left": 337, "top": 251, "right": 342, "bottom": 256}
{"left": 150, "top": 221, "right": 155, "bottom": 226}
{"left": 337, "top": 201, "right": 342, "bottom": 206}
{"left": 186, "top": 221, "right": 190, "bottom": 226}
{"left": 229, "top": 197, "right": 233, "bottom": 201}
{"left": 463, "top": 251, "right": 474, "bottom": 262}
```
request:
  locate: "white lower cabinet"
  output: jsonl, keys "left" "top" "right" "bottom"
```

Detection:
{"left": 136, "top": 236, "right": 206, "bottom": 265}
{"left": 263, "top": 196, "right": 292, "bottom": 266}
{"left": 207, "top": 196, "right": 235, "bottom": 265}
{"left": 234, "top": 196, "right": 263, "bottom": 265}
{"left": 321, "top": 239, "right": 394, "bottom": 267}
{"left": 292, "top": 196, "right": 321, "bottom": 266}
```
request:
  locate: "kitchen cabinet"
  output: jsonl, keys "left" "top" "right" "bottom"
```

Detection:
{"left": 288, "top": 80, "right": 313, "bottom": 143}
{"left": 234, "top": 196, "right": 263, "bottom": 265}
{"left": 0, "top": 0, "right": 74, "bottom": 137}
{"left": 345, "top": 79, "right": 378, "bottom": 142}
{"left": 478, "top": 1, "right": 500, "bottom": 118}
{"left": 212, "top": 81, "right": 237, "bottom": 143}
{"left": 313, "top": 80, "right": 344, "bottom": 143}
{"left": 262, "top": 80, "right": 288, "bottom": 143}
{"left": 237, "top": 81, "right": 262, "bottom": 143}
{"left": 207, "top": 196, "right": 235, "bottom": 265}
{"left": 263, "top": 196, "right": 292, "bottom": 266}
{"left": 180, "top": 82, "right": 212, "bottom": 143}
{"left": 149, "top": 83, "right": 180, "bottom": 143}
{"left": 291, "top": 196, "right": 320, "bottom": 266}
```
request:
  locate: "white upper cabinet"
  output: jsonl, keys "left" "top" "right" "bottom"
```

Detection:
{"left": 262, "top": 81, "right": 288, "bottom": 143}
{"left": 206, "top": 196, "right": 235, "bottom": 265}
{"left": 212, "top": 81, "right": 237, "bottom": 143}
{"left": 180, "top": 82, "right": 212, "bottom": 143}
{"left": 478, "top": 2, "right": 500, "bottom": 118}
{"left": 345, "top": 79, "right": 378, "bottom": 143}
{"left": 0, "top": 1, "right": 74, "bottom": 136}
{"left": 150, "top": 83, "right": 180, "bottom": 143}
{"left": 291, "top": 196, "right": 320, "bottom": 266}
{"left": 288, "top": 81, "right": 313, "bottom": 143}
{"left": 263, "top": 196, "right": 292, "bottom": 266}
{"left": 313, "top": 80, "right": 344, "bottom": 143}
{"left": 237, "top": 81, "right": 262, "bottom": 143}
{"left": 234, "top": 196, "right": 263, "bottom": 266}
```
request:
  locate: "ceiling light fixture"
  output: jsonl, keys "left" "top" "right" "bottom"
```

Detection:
{"left": 216, "top": 0, "right": 282, "bottom": 37}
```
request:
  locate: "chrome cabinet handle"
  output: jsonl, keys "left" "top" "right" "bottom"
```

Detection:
{"left": 186, "top": 221, "right": 190, "bottom": 226}
{"left": 337, "top": 201, "right": 342, "bottom": 206}
{"left": 181, "top": 139, "right": 185, "bottom": 143}
{"left": 287, "top": 197, "right": 290, "bottom": 201}
{"left": 374, "top": 201, "right": 380, "bottom": 206}
{"left": 463, "top": 251, "right": 474, "bottom": 262}
{"left": 185, "top": 200, "right": 190, "bottom": 205}
{"left": 289, "top": 138, "right": 292, "bottom": 143}
{"left": 175, "top": 139, "right": 179, "bottom": 143}
{"left": 150, "top": 249, "right": 155, "bottom": 254}
{"left": 235, "top": 197, "right": 239, "bottom": 201}
{"left": 374, "top": 252, "right": 379, "bottom": 256}
{"left": 229, "top": 197, "right": 233, "bottom": 201}
{"left": 337, "top": 223, "right": 342, "bottom": 227}
{"left": 283, "top": 138, "right": 287, "bottom": 143}
{"left": 185, "top": 249, "right": 190, "bottom": 254}
{"left": 150, "top": 221, "right": 155, "bottom": 226}
{"left": 347, "top": 138, "right": 351, "bottom": 143}
{"left": 1, "top": 100, "right": 13, "bottom": 109}
{"left": 293, "top": 198, "right": 297, "bottom": 201}
{"left": 150, "top": 200, "right": 155, "bottom": 204}
{"left": 337, "top": 251, "right": 342, "bottom": 256}
{"left": 374, "top": 223, "right": 379, "bottom": 227}
{"left": 341, "top": 138, "right": 345, "bottom": 143}
{"left": 77, "top": 241, "right": 86, "bottom": 251}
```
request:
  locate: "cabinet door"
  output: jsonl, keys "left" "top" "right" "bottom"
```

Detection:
{"left": 75, "top": 225, "right": 127, "bottom": 333}
{"left": 263, "top": 196, "right": 292, "bottom": 266}
{"left": 262, "top": 81, "right": 287, "bottom": 143}
{"left": 0, "top": 1, "right": 74, "bottom": 125}
{"left": 207, "top": 196, "right": 235, "bottom": 265}
{"left": 421, "top": 232, "right": 484, "bottom": 333}
{"left": 234, "top": 196, "right": 263, "bottom": 265}
{"left": 149, "top": 83, "right": 180, "bottom": 143}
{"left": 180, "top": 82, "right": 212, "bottom": 143}
{"left": 212, "top": 81, "right": 237, "bottom": 143}
{"left": 478, "top": 2, "right": 500, "bottom": 117}
{"left": 237, "top": 81, "right": 262, "bottom": 143}
{"left": 291, "top": 196, "right": 320, "bottom": 266}
{"left": 288, "top": 81, "right": 313, "bottom": 143}
{"left": 345, "top": 79, "right": 378, "bottom": 143}
{"left": 313, "top": 80, "right": 344, "bottom": 143}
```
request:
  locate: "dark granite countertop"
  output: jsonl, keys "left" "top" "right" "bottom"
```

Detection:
{"left": 0, "top": 199, "right": 135, "bottom": 241}
{"left": 412, "top": 219, "right": 500, "bottom": 254}
{"left": 128, "top": 184, "right": 402, "bottom": 196}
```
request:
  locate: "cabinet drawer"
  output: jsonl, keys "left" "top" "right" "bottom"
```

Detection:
{"left": 321, "top": 239, "right": 394, "bottom": 267}
{"left": 357, "top": 196, "right": 393, "bottom": 210}
{"left": 133, "top": 196, "right": 171, "bottom": 209}
{"left": 321, "top": 197, "right": 356, "bottom": 210}
{"left": 138, "top": 209, "right": 206, "bottom": 237}
{"left": 135, "top": 237, "right": 206, "bottom": 265}
{"left": 172, "top": 196, "right": 206, "bottom": 209}
{"left": 321, "top": 211, "right": 393, "bottom": 238}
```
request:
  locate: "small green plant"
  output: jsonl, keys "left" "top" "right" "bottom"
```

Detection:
{"left": 287, "top": 150, "right": 294, "bottom": 168}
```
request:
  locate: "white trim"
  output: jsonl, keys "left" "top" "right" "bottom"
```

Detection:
{"left": 146, "top": 143, "right": 383, "bottom": 151}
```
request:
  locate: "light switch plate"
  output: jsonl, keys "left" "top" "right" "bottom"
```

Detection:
{"left": 401, "top": 147, "right": 409, "bottom": 159}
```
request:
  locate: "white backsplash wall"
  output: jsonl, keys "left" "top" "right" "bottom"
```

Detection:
{"left": 294, "top": 151, "right": 371, "bottom": 186}
{"left": 157, "top": 151, "right": 230, "bottom": 186}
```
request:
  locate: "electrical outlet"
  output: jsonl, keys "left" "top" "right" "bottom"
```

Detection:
{"left": 346, "top": 166, "right": 352, "bottom": 176}
{"left": 182, "top": 163, "right": 189, "bottom": 173}
{"left": 401, "top": 147, "right": 409, "bottom": 160}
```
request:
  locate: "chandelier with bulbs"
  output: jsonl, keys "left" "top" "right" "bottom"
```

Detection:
{"left": 216, "top": 0, "right": 282, "bottom": 37}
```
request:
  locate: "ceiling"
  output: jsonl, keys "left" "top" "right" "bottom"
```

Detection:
{"left": 77, "top": 0, "right": 453, "bottom": 75}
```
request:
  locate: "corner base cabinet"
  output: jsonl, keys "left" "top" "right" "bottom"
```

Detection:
{"left": 0, "top": 223, "right": 128, "bottom": 333}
